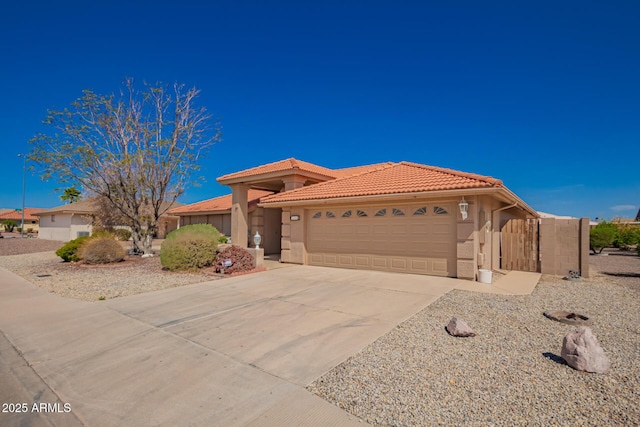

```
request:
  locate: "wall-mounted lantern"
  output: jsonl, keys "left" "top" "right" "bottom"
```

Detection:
{"left": 458, "top": 197, "right": 469, "bottom": 220}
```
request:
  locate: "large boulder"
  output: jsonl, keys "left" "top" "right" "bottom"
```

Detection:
{"left": 446, "top": 317, "right": 476, "bottom": 337}
{"left": 561, "top": 327, "right": 610, "bottom": 374}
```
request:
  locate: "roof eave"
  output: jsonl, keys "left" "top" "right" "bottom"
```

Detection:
{"left": 217, "top": 170, "right": 336, "bottom": 186}
{"left": 259, "top": 187, "right": 501, "bottom": 208}
{"left": 259, "top": 186, "right": 539, "bottom": 217}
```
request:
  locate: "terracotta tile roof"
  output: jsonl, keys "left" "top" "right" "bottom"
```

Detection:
{"left": 260, "top": 162, "right": 503, "bottom": 204}
{"left": 168, "top": 190, "right": 274, "bottom": 214}
{"left": 217, "top": 158, "right": 337, "bottom": 182}
{"left": 0, "top": 208, "right": 44, "bottom": 221}
{"left": 331, "top": 162, "right": 395, "bottom": 178}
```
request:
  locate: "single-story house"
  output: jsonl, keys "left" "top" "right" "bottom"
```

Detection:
{"left": 34, "top": 199, "right": 182, "bottom": 242}
{"left": 173, "top": 158, "right": 539, "bottom": 280}
{"left": 0, "top": 208, "right": 43, "bottom": 232}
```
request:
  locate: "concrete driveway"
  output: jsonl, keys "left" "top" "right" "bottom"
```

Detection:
{"left": 0, "top": 265, "right": 464, "bottom": 426}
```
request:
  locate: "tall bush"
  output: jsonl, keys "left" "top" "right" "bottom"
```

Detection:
{"left": 160, "top": 224, "right": 221, "bottom": 271}
{"left": 613, "top": 225, "right": 640, "bottom": 250}
{"left": 589, "top": 221, "right": 618, "bottom": 254}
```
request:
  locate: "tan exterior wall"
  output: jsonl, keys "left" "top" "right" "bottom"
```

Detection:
{"left": 280, "top": 207, "right": 306, "bottom": 264}
{"left": 279, "top": 194, "right": 534, "bottom": 280}
{"left": 456, "top": 196, "right": 478, "bottom": 280}
{"left": 179, "top": 213, "right": 232, "bottom": 236}
{"left": 539, "top": 217, "right": 590, "bottom": 277}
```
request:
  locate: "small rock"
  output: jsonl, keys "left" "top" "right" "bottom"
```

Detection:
{"left": 141, "top": 253, "right": 154, "bottom": 258}
{"left": 561, "top": 327, "right": 610, "bottom": 374}
{"left": 446, "top": 317, "right": 476, "bottom": 337}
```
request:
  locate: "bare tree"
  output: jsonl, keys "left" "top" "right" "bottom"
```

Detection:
{"left": 29, "top": 79, "right": 220, "bottom": 253}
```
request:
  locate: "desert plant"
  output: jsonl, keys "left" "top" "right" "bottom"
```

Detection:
{"left": 113, "top": 228, "right": 132, "bottom": 241}
{"left": 218, "top": 235, "right": 229, "bottom": 244}
{"left": 590, "top": 221, "right": 618, "bottom": 254}
{"left": 91, "top": 230, "right": 116, "bottom": 239}
{"left": 2, "top": 219, "right": 16, "bottom": 232}
{"left": 214, "top": 245, "right": 255, "bottom": 274}
{"left": 78, "top": 236, "right": 126, "bottom": 264}
{"left": 56, "top": 236, "right": 91, "bottom": 262}
{"left": 160, "top": 224, "right": 221, "bottom": 271}
{"left": 613, "top": 225, "right": 640, "bottom": 250}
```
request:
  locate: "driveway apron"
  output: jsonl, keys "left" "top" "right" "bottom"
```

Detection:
{"left": 0, "top": 265, "right": 461, "bottom": 426}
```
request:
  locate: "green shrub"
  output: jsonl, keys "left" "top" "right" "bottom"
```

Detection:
{"left": 590, "top": 221, "right": 618, "bottom": 254}
{"left": 78, "top": 236, "right": 125, "bottom": 264}
{"left": 218, "top": 235, "right": 229, "bottom": 244}
{"left": 613, "top": 225, "right": 640, "bottom": 250}
{"left": 2, "top": 220, "right": 16, "bottom": 232}
{"left": 113, "top": 228, "right": 132, "bottom": 241}
{"left": 160, "top": 224, "right": 222, "bottom": 271}
{"left": 56, "top": 236, "right": 91, "bottom": 262}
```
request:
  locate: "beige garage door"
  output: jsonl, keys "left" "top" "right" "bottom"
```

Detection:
{"left": 307, "top": 204, "right": 457, "bottom": 277}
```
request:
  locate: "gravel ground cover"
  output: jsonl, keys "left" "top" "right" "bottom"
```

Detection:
{"left": 1, "top": 239, "right": 638, "bottom": 424}
{"left": 308, "top": 250, "right": 640, "bottom": 426}
{"left": 0, "top": 237, "right": 63, "bottom": 256}
{"left": 0, "top": 239, "right": 217, "bottom": 301}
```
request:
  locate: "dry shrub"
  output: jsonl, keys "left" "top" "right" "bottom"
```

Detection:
{"left": 78, "top": 237, "right": 126, "bottom": 264}
{"left": 214, "top": 245, "right": 255, "bottom": 274}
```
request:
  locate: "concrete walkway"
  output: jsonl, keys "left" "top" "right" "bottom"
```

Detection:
{"left": 0, "top": 265, "right": 470, "bottom": 427}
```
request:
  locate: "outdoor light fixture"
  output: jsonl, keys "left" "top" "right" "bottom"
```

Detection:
{"left": 458, "top": 197, "right": 469, "bottom": 220}
{"left": 253, "top": 231, "right": 262, "bottom": 249}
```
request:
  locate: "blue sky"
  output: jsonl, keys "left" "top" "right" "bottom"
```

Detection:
{"left": 1, "top": 1, "right": 638, "bottom": 220}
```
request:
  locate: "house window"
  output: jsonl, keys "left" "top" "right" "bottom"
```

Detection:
{"left": 357, "top": 210, "right": 368, "bottom": 217}
{"left": 312, "top": 212, "right": 322, "bottom": 219}
{"left": 392, "top": 208, "right": 405, "bottom": 216}
{"left": 342, "top": 210, "right": 352, "bottom": 218}
{"left": 375, "top": 208, "right": 387, "bottom": 217}
{"left": 434, "top": 206, "right": 448, "bottom": 215}
{"left": 413, "top": 207, "right": 427, "bottom": 216}
{"left": 326, "top": 211, "right": 336, "bottom": 218}
{"left": 51, "top": 215, "right": 55, "bottom": 223}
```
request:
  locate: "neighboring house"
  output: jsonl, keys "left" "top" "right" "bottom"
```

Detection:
{"left": 0, "top": 208, "right": 43, "bottom": 232}
{"left": 178, "top": 158, "right": 539, "bottom": 280}
{"left": 33, "top": 199, "right": 182, "bottom": 242}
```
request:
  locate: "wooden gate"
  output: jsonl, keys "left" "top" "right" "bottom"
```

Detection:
{"left": 501, "top": 219, "right": 540, "bottom": 272}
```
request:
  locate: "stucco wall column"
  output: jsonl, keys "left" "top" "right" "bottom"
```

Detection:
{"left": 282, "top": 175, "right": 306, "bottom": 191}
{"left": 456, "top": 196, "right": 478, "bottom": 280}
{"left": 231, "top": 183, "right": 249, "bottom": 248}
